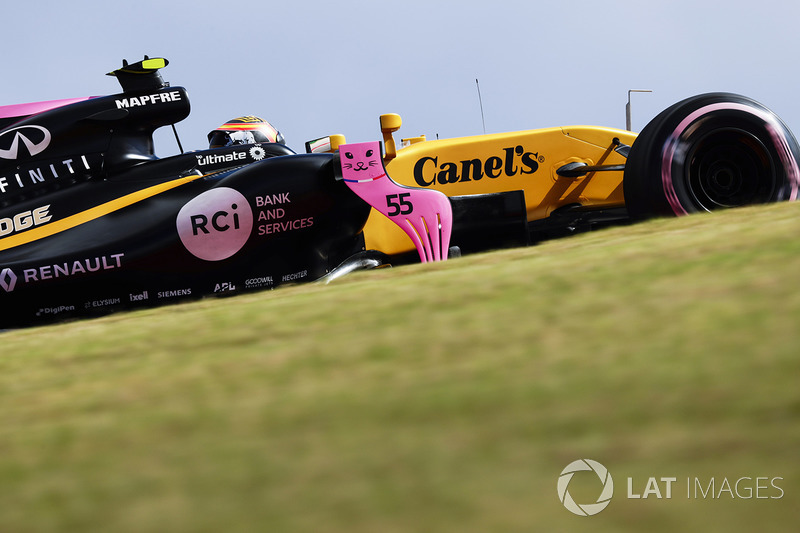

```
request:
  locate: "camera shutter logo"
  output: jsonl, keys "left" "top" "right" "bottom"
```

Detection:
{"left": 558, "top": 459, "right": 614, "bottom": 516}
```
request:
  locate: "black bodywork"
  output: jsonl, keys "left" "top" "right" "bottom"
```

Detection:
{"left": 0, "top": 60, "right": 378, "bottom": 327}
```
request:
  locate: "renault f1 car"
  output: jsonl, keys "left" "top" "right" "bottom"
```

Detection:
{"left": 1, "top": 57, "right": 798, "bottom": 327}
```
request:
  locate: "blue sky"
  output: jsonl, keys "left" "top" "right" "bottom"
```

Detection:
{"left": 3, "top": 0, "right": 799, "bottom": 155}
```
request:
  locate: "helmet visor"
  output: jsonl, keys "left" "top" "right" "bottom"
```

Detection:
{"left": 208, "top": 130, "right": 257, "bottom": 148}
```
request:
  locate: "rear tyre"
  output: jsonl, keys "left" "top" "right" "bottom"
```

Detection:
{"left": 623, "top": 93, "right": 800, "bottom": 220}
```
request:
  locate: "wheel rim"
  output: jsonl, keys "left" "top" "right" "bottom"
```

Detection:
{"left": 684, "top": 128, "right": 778, "bottom": 210}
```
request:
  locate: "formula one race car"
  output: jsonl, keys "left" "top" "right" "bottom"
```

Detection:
{"left": 1, "top": 57, "right": 798, "bottom": 327}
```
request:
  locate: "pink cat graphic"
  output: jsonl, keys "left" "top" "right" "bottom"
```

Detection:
{"left": 338, "top": 141, "right": 452, "bottom": 262}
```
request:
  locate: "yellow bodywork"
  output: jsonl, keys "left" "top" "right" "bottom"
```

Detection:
{"left": 361, "top": 117, "right": 638, "bottom": 255}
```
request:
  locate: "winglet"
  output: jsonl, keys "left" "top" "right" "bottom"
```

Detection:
{"left": 336, "top": 141, "right": 452, "bottom": 262}
{"left": 107, "top": 56, "right": 169, "bottom": 93}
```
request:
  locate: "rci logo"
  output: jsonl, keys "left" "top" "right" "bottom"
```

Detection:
{"left": 176, "top": 187, "right": 253, "bottom": 261}
{"left": 558, "top": 459, "right": 614, "bottom": 516}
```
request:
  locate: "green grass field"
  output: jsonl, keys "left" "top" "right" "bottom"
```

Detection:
{"left": 2, "top": 203, "right": 799, "bottom": 532}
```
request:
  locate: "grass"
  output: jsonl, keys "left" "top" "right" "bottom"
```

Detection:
{"left": 1, "top": 203, "right": 799, "bottom": 532}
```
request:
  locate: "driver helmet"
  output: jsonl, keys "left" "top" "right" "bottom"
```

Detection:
{"left": 207, "top": 116, "right": 285, "bottom": 148}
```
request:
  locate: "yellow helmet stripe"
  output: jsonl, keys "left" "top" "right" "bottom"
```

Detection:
{"left": 0, "top": 173, "right": 207, "bottom": 252}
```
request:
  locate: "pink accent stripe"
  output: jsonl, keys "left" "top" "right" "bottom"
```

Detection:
{"left": 662, "top": 102, "right": 800, "bottom": 215}
{"left": 0, "top": 97, "right": 95, "bottom": 119}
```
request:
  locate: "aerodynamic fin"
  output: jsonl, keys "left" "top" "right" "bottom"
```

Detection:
{"left": 335, "top": 141, "right": 453, "bottom": 262}
{"left": 107, "top": 56, "right": 170, "bottom": 93}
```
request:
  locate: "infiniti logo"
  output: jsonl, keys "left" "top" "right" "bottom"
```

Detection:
{"left": 0, "top": 125, "right": 52, "bottom": 160}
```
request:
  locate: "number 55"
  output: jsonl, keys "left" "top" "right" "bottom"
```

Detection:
{"left": 386, "top": 193, "right": 414, "bottom": 216}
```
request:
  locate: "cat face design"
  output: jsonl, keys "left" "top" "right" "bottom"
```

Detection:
{"left": 341, "top": 142, "right": 384, "bottom": 181}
